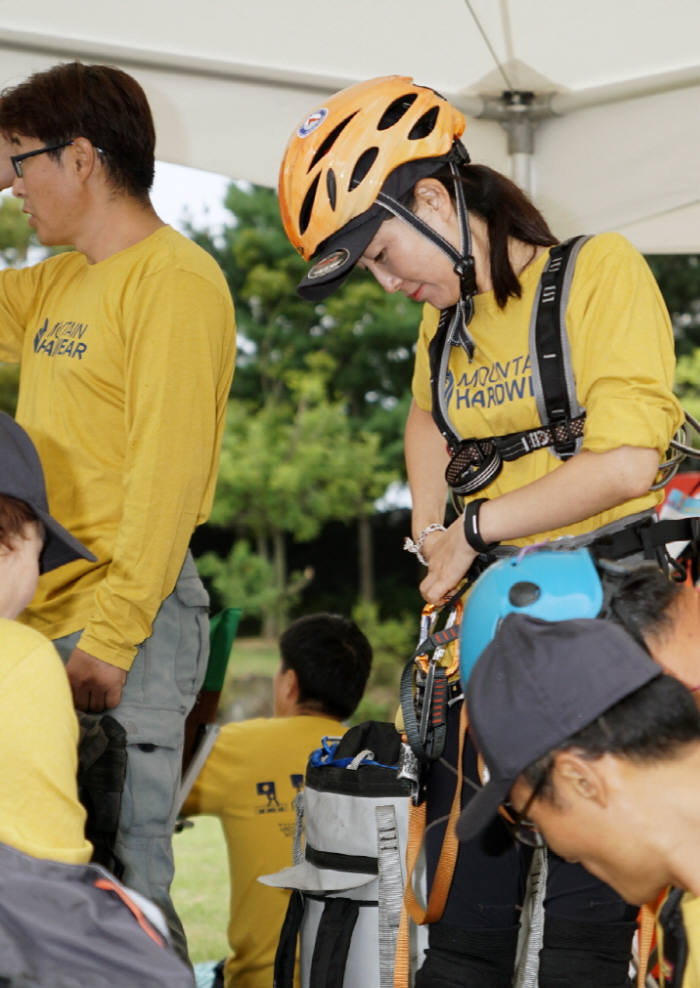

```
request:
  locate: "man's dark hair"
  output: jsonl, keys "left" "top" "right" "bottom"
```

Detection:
{"left": 606, "top": 562, "right": 683, "bottom": 648}
{"left": 0, "top": 61, "right": 155, "bottom": 200}
{"left": 523, "top": 673, "right": 700, "bottom": 800}
{"left": 279, "top": 613, "right": 372, "bottom": 721}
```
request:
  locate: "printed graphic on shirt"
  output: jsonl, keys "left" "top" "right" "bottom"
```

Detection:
{"left": 290, "top": 774, "right": 304, "bottom": 793}
{"left": 445, "top": 353, "right": 533, "bottom": 412}
{"left": 256, "top": 781, "right": 285, "bottom": 814}
{"left": 33, "top": 318, "right": 88, "bottom": 359}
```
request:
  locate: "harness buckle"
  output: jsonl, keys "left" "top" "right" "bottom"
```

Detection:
{"left": 498, "top": 428, "right": 551, "bottom": 460}
{"left": 397, "top": 742, "right": 423, "bottom": 806}
{"left": 551, "top": 415, "right": 582, "bottom": 457}
{"left": 525, "top": 428, "right": 551, "bottom": 452}
{"left": 453, "top": 255, "right": 476, "bottom": 297}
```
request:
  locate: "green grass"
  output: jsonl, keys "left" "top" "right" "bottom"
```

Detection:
{"left": 226, "top": 637, "right": 280, "bottom": 678}
{"left": 172, "top": 815, "right": 230, "bottom": 963}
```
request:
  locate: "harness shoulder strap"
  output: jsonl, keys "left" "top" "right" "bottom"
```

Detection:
{"left": 529, "top": 235, "right": 591, "bottom": 459}
{"left": 428, "top": 306, "right": 461, "bottom": 448}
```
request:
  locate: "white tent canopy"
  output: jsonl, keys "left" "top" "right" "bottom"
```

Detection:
{"left": 2, "top": 0, "right": 699, "bottom": 251}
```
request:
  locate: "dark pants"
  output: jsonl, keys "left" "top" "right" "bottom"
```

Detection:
{"left": 415, "top": 701, "right": 637, "bottom": 987}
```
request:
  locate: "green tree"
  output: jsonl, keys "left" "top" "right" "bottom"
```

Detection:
{"left": 186, "top": 184, "right": 419, "bottom": 418}
{"left": 675, "top": 349, "right": 700, "bottom": 454}
{"left": 208, "top": 355, "right": 395, "bottom": 635}
{"left": 186, "top": 183, "right": 419, "bottom": 608}
{"left": 646, "top": 254, "right": 700, "bottom": 357}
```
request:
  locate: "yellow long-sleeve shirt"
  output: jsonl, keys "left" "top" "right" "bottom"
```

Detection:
{"left": 412, "top": 232, "right": 684, "bottom": 543}
{"left": 0, "top": 226, "right": 236, "bottom": 668}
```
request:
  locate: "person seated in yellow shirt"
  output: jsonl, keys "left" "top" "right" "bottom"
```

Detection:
{"left": 0, "top": 410, "right": 196, "bottom": 985}
{"left": 0, "top": 410, "right": 95, "bottom": 864}
{"left": 458, "top": 614, "right": 700, "bottom": 988}
{"left": 182, "top": 612, "right": 373, "bottom": 988}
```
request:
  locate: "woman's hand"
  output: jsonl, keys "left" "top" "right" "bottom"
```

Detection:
{"left": 419, "top": 515, "right": 478, "bottom": 603}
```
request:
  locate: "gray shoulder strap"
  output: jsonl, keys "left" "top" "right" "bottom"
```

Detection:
{"left": 529, "top": 235, "right": 592, "bottom": 460}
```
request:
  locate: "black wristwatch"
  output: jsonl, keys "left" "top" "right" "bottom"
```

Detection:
{"left": 463, "top": 498, "right": 499, "bottom": 554}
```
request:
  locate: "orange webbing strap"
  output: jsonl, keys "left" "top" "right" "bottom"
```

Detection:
{"left": 393, "top": 703, "right": 468, "bottom": 988}
{"left": 414, "top": 599, "right": 463, "bottom": 680}
{"left": 636, "top": 891, "right": 667, "bottom": 988}
{"left": 94, "top": 876, "right": 166, "bottom": 948}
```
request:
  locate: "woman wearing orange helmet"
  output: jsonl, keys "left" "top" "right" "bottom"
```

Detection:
{"left": 279, "top": 76, "right": 683, "bottom": 986}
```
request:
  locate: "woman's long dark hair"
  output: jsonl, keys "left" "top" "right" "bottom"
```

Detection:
{"left": 431, "top": 162, "right": 558, "bottom": 308}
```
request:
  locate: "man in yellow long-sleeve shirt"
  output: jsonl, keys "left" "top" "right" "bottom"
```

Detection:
{"left": 0, "top": 61, "right": 236, "bottom": 960}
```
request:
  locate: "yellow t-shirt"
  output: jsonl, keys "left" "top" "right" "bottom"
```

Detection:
{"left": 0, "top": 226, "right": 236, "bottom": 668}
{"left": 657, "top": 890, "right": 700, "bottom": 987}
{"left": 0, "top": 619, "right": 92, "bottom": 864}
{"left": 412, "top": 232, "right": 684, "bottom": 544}
{"left": 183, "top": 715, "right": 344, "bottom": 988}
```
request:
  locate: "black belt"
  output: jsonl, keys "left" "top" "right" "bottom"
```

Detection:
{"left": 591, "top": 515, "right": 699, "bottom": 562}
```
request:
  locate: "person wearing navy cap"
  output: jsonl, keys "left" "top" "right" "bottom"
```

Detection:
{"left": 0, "top": 411, "right": 94, "bottom": 864}
{"left": 0, "top": 410, "right": 96, "bottom": 581}
{"left": 459, "top": 613, "right": 700, "bottom": 988}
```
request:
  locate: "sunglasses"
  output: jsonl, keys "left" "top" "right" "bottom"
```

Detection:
{"left": 501, "top": 769, "right": 548, "bottom": 848}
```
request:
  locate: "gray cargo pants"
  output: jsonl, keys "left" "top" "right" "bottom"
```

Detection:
{"left": 53, "top": 550, "right": 210, "bottom": 963}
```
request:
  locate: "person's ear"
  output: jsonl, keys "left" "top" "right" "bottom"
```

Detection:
{"left": 553, "top": 751, "right": 608, "bottom": 808}
{"left": 284, "top": 667, "right": 301, "bottom": 706}
{"left": 412, "top": 177, "right": 452, "bottom": 220}
{"left": 70, "top": 137, "right": 100, "bottom": 180}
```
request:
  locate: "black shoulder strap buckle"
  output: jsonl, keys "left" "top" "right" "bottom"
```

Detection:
{"left": 531, "top": 235, "right": 591, "bottom": 458}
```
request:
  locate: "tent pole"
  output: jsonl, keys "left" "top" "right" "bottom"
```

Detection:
{"left": 474, "top": 90, "right": 552, "bottom": 197}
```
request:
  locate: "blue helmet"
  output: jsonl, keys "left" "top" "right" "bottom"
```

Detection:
{"left": 459, "top": 547, "right": 604, "bottom": 690}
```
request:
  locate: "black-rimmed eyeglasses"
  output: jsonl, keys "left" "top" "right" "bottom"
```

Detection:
{"left": 501, "top": 770, "right": 548, "bottom": 848}
{"left": 10, "top": 141, "right": 75, "bottom": 179}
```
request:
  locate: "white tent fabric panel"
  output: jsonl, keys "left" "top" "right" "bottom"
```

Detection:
{"left": 1, "top": 0, "right": 699, "bottom": 251}
{"left": 534, "top": 85, "right": 700, "bottom": 251}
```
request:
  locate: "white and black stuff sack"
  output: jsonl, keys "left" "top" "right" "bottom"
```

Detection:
{"left": 0, "top": 840, "right": 194, "bottom": 988}
{"left": 261, "top": 721, "right": 413, "bottom": 988}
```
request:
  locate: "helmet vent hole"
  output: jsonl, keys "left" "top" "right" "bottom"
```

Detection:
{"left": 408, "top": 107, "right": 439, "bottom": 140}
{"left": 299, "top": 174, "right": 320, "bottom": 236}
{"left": 326, "top": 169, "right": 337, "bottom": 210}
{"left": 349, "top": 147, "right": 379, "bottom": 189}
{"left": 309, "top": 112, "right": 359, "bottom": 171}
{"left": 378, "top": 93, "right": 418, "bottom": 130}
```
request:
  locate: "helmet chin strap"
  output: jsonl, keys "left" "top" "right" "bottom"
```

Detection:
{"left": 374, "top": 144, "right": 477, "bottom": 355}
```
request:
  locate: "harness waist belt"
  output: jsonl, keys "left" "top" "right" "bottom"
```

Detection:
{"left": 591, "top": 515, "right": 699, "bottom": 561}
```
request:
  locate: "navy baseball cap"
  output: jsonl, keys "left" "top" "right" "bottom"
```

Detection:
{"left": 0, "top": 412, "right": 96, "bottom": 573}
{"left": 457, "top": 614, "right": 661, "bottom": 842}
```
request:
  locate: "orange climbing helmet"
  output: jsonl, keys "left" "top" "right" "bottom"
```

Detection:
{"left": 278, "top": 75, "right": 470, "bottom": 300}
